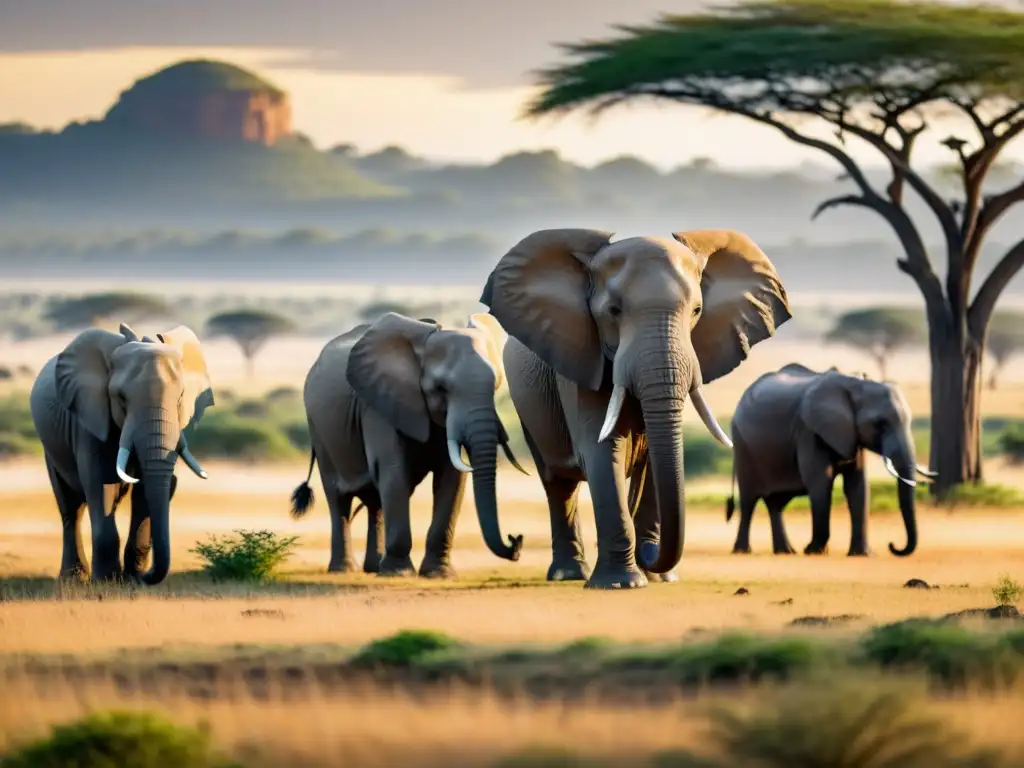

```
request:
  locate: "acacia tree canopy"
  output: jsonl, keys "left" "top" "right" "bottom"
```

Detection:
{"left": 204, "top": 309, "right": 296, "bottom": 376}
{"left": 45, "top": 292, "right": 172, "bottom": 331}
{"left": 825, "top": 307, "right": 926, "bottom": 378}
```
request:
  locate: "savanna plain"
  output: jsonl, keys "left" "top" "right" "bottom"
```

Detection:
{"left": 4, "top": 313, "right": 1024, "bottom": 767}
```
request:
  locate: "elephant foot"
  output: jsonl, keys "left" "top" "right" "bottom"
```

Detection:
{"left": 419, "top": 555, "right": 457, "bottom": 580}
{"left": 58, "top": 565, "right": 88, "bottom": 584}
{"left": 327, "top": 559, "right": 359, "bottom": 574}
{"left": 377, "top": 555, "right": 416, "bottom": 578}
{"left": 803, "top": 542, "right": 829, "bottom": 556}
{"left": 363, "top": 554, "right": 383, "bottom": 574}
{"left": 773, "top": 544, "right": 797, "bottom": 555}
{"left": 643, "top": 569, "right": 680, "bottom": 583}
{"left": 547, "top": 558, "right": 590, "bottom": 582}
{"left": 585, "top": 562, "right": 648, "bottom": 590}
{"left": 90, "top": 563, "right": 124, "bottom": 584}
{"left": 731, "top": 544, "right": 753, "bottom": 555}
{"left": 847, "top": 548, "right": 873, "bottom": 557}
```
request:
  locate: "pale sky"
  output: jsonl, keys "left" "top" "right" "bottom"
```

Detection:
{"left": 1, "top": 0, "right": 1021, "bottom": 170}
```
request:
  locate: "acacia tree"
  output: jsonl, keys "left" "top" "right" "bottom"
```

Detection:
{"left": 985, "top": 311, "right": 1024, "bottom": 389}
{"left": 526, "top": 0, "right": 1024, "bottom": 494}
{"left": 825, "top": 307, "right": 926, "bottom": 380}
{"left": 44, "top": 292, "right": 171, "bottom": 331}
{"left": 204, "top": 309, "right": 296, "bottom": 379}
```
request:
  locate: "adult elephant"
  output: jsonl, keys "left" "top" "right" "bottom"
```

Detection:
{"left": 482, "top": 228, "right": 791, "bottom": 589}
{"left": 30, "top": 323, "right": 214, "bottom": 585}
{"left": 290, "top": 312, "right": 527, "bottom": 577}
{"left": 726, "top": 363, "right": 935, "bottom": 557}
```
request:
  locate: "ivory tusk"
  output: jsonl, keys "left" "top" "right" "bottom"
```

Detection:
{"left": 116, "top": 447, "right": 139, "bottom": 484}
{"left": 690, "top": 385, "right": 733, "bottom": 449}
{"left": 598, "top": 385, "right": 627, "bottom": 443}
{"left": 500, "top": 439, "right": 531, "bottom": 476}
{"left": 916, "top": 464, "right": 938, "bottom": 479}
{"left": 177, "top": 434, "right": 209, "bottom": 480}
{"left": 448, "top": 438, "right": 473, "bottom": 472}
{"left": 884, "top": 456, "right": 917, "bottom": 487}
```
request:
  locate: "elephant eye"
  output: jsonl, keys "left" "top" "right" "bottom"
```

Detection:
{"left": 608, "top": 304, "right": 622, "bottom": 318}
{"left": 693, "top": 305, "right": 703, "bottom": 317}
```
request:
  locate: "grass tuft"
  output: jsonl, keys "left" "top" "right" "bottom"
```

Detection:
{"left": 993, "top": 575, "right": 1024, "bottom": 606}
{"left": 351, "top": 629, "right": 462, "bottom": 668}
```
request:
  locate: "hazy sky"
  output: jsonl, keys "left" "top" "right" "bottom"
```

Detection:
{"left": 2, "top": 0, "right": 1021, "bottom": 169}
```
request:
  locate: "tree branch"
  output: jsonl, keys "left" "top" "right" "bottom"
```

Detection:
{"left": 968, "top": 236, "right": 1024, "bottom": 340}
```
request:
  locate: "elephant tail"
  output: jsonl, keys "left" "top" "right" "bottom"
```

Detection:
{"left": 290, "top": 448, "right": 317, "bottom": 519}
{"left": 725, "top": 460, "right": 737, "bottom": 523}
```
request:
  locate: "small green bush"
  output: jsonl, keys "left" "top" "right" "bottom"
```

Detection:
{"left": 993, "top": 575, "right": 1024, "bottom": 606}
{"left": 997, "top": 424, "right": 1024, "bottom": 463}
{"left": 351, "top": 629, "right": 461, "bottom": 668}
{"left": 187, "top": 411, "right": 299, "bottom": 461}
{"left": 189, "top": 530, "right": 298, "bottom": 582}
{"left": 1, "top": 710, "right": 237, "bottom": 768}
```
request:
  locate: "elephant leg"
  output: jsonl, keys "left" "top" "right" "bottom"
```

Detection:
{"left": 47, "top": 457, "right": 88, "bottom": 582}
{"left": 842, "top": 466, "right": 872, "bottom": 556}
{"left": 798, "top": 438, "right": 834, "bottom": 555}
{"left": 633, "top": 463, "right": 678, "bottom": 583}
{"left": 521, "top": 425, "right": 588, "bottom": 581}
{"left": 376, "top": 470, "right": 416, "bottom": 577}
{"left": 583, "top": 438, "right": 646, "bottom": 590}
{"left": 83, "top": 480, "right": 127, "bottom": 582}
{"left": 360, "top": 488, "right": 385, "bottom": 574}
{"left": 123, "top": 475, "right": 175, "bottom": 581}
{"left": 765, "top": 492, "right": 796, "bottom": 555}
{"left": 419, "top": 463, "right": 466, "bottom": 579}
{"left": 731, "top": 493, "right": 759, "bottom": 554}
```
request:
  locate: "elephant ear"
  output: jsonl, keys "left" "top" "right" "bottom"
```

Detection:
{"left": 55, "top": 328, "right": 129, "bottom": 443}
{"left": 467, "top": 313, "right": 508, "bottom": 391}
{"left": 481, "top": 228, "right": 613, "bottom": 391}
{"left": 156, "top": 325, "right": 215, "bottom": 434}
{"left": 800, "top": 373, "right": 858, "bottom": 459}
{"left": 347, "top": 313, "right": 438, "bottom": 443}
{"left": 674, "top": 229, "right": 792, "bottom": 385}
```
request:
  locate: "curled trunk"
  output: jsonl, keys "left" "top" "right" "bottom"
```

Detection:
{"left": 463, "top": 411, "right": 523, "bottom": 561}
{"left": 885, "top": 435, "right": 919, "bottom": 558}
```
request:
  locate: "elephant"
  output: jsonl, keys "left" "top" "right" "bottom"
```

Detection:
{"left": 725, "top": 363, "right": 936, "bottom": 557}
{"left": 29, "top": 323, "right": 214, "bottom": 585}
{"left": 481, "top": 228, "right": 792, "bottom": 589}
{"left": 289, "top": 312, "right": 527, "bottom": 577}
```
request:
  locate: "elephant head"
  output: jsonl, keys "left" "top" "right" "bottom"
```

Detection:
{"left": 346, "top": 313, "right": 526, "bottom": 561}
{"left": 481, "top": 228, "right": 791, "bottom": 573}
{"left": 800, "top": 372, "right": 934, "bottom": 556}
{"left": 55, "top": 323, "right": 214, "bottom": 584}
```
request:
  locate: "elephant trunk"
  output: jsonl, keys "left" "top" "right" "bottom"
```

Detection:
{"left": 455, "top": 407, "right": 524, "bottom": 561}
{"left": 885, "top": 435, "right": 918, "bottom": 557}
{"left": 628, "top": 315, "right": 690, "bottom": 575}
{"left": 133, "top": 407, "right": 180, "bottom": 585}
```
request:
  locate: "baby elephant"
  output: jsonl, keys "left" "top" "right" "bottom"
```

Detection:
{"left": 726, "top": 363, "right": 936, "bottom": 557}
{"left": 30, "top": 323, "right": 214, "bottom": 585}
{"left": 290, "top": 312, "right": 527, "bottom": 577}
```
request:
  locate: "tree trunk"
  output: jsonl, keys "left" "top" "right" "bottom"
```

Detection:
{"left": 929, "top": 332, "right": 984, "bottom": 495}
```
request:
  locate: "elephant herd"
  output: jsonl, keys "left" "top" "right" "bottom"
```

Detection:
{"left": 27, "top": 228, "right": 934, "bottom": 590}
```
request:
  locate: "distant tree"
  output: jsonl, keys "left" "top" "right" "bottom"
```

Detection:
{"left": 985, "top": 312, "right": 1024, "bottom": 390}
{"left": 44, "top": 292, "right": 171, "bottom": 331}
{"left": 358, "top": 301, "right": 414, "bottom": 324}
{"left": 825, "top": 308, "right": 926, "bottom": 380}
{"left": 525, "top": 0, "right": 1024, "bottom": 493}
{"left": 204, "top": 310, "right": 296, "bottom": 378}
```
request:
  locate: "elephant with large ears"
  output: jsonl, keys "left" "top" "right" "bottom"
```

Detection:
{"left": 290, "top": 313, "right": 527, "bottom": 577}
{"left": 726, "top": 363, "right": 935, "bottom": 557}
{"left": 482, "top": 228, "right": 791, "bottom": 589}
{"left": 29, "top": 323, "right": 214, "bottom": 585}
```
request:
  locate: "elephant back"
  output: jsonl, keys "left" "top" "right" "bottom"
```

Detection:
{"left": 303, "top": 325, "right": 370, "bottom": 423}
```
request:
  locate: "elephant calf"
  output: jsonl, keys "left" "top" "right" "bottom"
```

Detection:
{"left": 726, "top": 363, "right": 935, "bottom": 557}
{"left": 290, "top": 312, "right": 526, "bottom": 577}
{"left": 30, "top": 323, "right": 214, "bottom": 585}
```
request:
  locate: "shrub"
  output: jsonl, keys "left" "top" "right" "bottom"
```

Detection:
{"left": 997, "top": 424, "right": 1024, "bottom": 463}
{"left": 351, "top": 629, "right": 461, "bottom": 668}
{"left": 993, "top": 575, "right": 1024, "bottom": 606}
{"left": 1, "top": 710, "right": 236, "bottom": 768}
{"left": 705, "top": 679, "right": 1004, "bottom": 768}
{"left": 187, "top": 411, "right": 298, "bottom": 461}
{"left": 190, "top": 530, "right": 298, "bottom": 582}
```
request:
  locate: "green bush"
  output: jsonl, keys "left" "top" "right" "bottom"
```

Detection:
{"left": 997, "top": 424, "right": 1024, "bottom": 463}
{"left": 187, "top": 411, "right": 299, "bottom": 461}
{"left": 1, "top": 710, "right": 237, "bottom": 768}
{"left": 189, "top": 530, "right": 298, "bottom": 582}
{"left": 993, "top": 575, "right": 1024, "bottom": 606}
{"left": 351, "top": 629, "right": 461, "bottom": 668}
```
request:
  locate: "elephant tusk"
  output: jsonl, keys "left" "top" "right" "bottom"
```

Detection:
{"left": 177, "top": 434, "right": 209, "bottom": 480}
{"left": 598, "top": 384, "right": 627, "bottom": 443}
{"left": 500, "top": 438, "right": 531, "bottom": 476}
{"left": 916, "top": 464, "right": 938, "bottom": 480}
{"left": 116, "top": 447, "right": 139, "bottom": 484}
{"left": 447, "top": 438, "right": 473, "bottom": 473}
{"left": 690, "top": 386, "right": 733, "bottom": 449}
{"left": 884, "top": 456, "right": 917, "bottom": 487}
